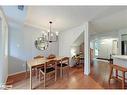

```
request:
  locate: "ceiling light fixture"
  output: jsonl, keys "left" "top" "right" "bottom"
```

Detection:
{"left": 48, "top": 21, "right": 58, "bottom": 43}
{"left": 34, "top": 21, "right": 58, "bottom": 51}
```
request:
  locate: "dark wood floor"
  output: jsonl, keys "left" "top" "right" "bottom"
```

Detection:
{"left": 10, "top": 60, "right": 127, "bottom": 89}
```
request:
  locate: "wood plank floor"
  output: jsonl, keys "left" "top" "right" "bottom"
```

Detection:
{"left": 9, "top": 60, "right": 127, "bottom": 89}
{"left": 90, "top": 60, "right": 127, "bottom": 89}
{"left": 10, "top": 66, "right": 102, "bottom": 89}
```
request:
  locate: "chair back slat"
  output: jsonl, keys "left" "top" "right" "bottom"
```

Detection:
{"left": 47, "top": 54, "right": 56, "bottom": 59}
{"left": 61, "top": 57, "right": 69, "bottom": 64}
{"left": 43, "top": 60, "right": 57, "bottom": 73}
{"left": 46, "top": 60, "right": 56, "bottom": 67}
{"left": 34, "top": 55, "right": 44, "bottom": 59}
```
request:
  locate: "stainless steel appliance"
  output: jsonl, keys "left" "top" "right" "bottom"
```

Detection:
{"left": 121, "top": 41, "right": 127, "bottom": 55}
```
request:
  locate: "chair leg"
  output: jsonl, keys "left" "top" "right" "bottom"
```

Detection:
{"left": 39, "top": 70, "right": 41, "bottom": 82}
{"left": 54, "top": 65, "right": 57, "bottom": 81}
{"left": 60, "top": 68, "right": 63, "bottom": 78}
{"left": 122, "top": 72, "right": 125, "bottom": 89}
{"left": 34, "top": 68, "right": 36, "bottom": 76}
{"left": 36, "top": 69, "right": 38, "bottom": 79}
{"left": 108, "top": 66, "right": 113, "bottom": 85}
{"left": 67, "top": 67, "right": 69, "bottom": 78}
{"left": 115, "top": 69, "right": 118, "bottom": 79}
{"left": 55, "top": 69, "right": 57, "bottom": 81}
{"left": 44, "top": 74, "right": 46, "bottom": 88}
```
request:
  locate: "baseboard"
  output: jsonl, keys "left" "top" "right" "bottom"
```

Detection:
{"left": 6, "top": 70, "right": 35, "bottom": 85}
{"left": 8, "top": 70, "right": 29, "bottom": 76}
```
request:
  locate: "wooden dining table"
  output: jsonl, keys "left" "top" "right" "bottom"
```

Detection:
{"left": 26, "top": 56, "right": 65, "bottom": 89}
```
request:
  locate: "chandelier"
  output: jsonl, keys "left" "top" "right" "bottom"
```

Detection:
{"left": 40, "top": 21, "right": 58, "bottom": 43}
{"left": 34, "top": 21, "right": 58, "bottom": 51}
{"left": 47, "top": 21, "right": 58, "bottom": 43}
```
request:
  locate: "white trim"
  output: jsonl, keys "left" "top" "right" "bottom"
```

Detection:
{"left": 0, "top": 7, "right": 8, "bottom": 85}
{"left": 8, "top": 70, "right": 29, "bottom": 76}
{"left": 84, "top": 22, "right": 90, "bottom": 75}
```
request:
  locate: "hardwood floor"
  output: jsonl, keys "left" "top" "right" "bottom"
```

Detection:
{"left": 90, "top": 60, "right": 127, "bottom": 89}
{"left": 10, "top": 66, "right": 102, "bottom": 89}
{"left": 8, "top": 60, "right": 127, "bottom": 89}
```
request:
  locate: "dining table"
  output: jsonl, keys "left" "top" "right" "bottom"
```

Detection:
{"left": 26, "top": 56, "right": 65, "bottom": 89}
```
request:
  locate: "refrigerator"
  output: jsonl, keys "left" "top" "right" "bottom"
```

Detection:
{"left": 121, "top": 41, "right": 127, "bottom": 55}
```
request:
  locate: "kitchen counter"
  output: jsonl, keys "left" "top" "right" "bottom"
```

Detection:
{"left": 113, "top": 55, "right": 127, "bottom": 60}
{"left": 113, "top": 55, "right": 127, "bottom": 66}
{"left": 113, "top": 55, "right": 127, "bottom": 81}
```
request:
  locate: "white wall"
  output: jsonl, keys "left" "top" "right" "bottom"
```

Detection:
{"left": 70, "top": 32, "right": 84, "bottom": 56}
{"left": 0, "top": 8, "right": 8, "bottom": 86}
{"left": 121, "top": 34, "right": 127, "bottom": 41}
{"left": 98, "top": 38, "right": 118, "bottom": 58}
{"left": 90, "top": 28, "right": 127, "bottom": 59}
{"left": 8, "top": 22, "right": 59, "bottom": 75}
{"left": 70, "top": 46, "right": 80, "bottom": 56}
{"left": 2, "top": 6, "right": 59, "bottom": 75}
{"left": 59, "top": 25, "right": 84, "bottom": 66}
{"left": 90, "top": 31, "right": 119, "bottom": 59}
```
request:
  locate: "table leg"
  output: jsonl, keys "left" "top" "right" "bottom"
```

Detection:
{"left": 30, "top": 67, "right": 32, "bottom": 89}
{"left": 115, "top": 69, "right": 118, "bottom": 78}
{"left": 26, "top": 62, "right": 27, "bottom": 79}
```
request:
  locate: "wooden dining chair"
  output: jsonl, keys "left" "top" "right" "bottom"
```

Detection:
{"left": 34, "top": 55, "right": 44, "bottom": 78}
{"left": 47, "top": 54, "right": 56, "bottom": 59}
{"left": 39, "top": 60, "right": 57, "bottom": 88}
{"left": 57, "top": 57, "right": 69, "bottom": 78}
{"left": 108, "top": 64, "right": 127, "bottom": 89}
{"left": 34, "top": 55, "right": 44, "bottom": 59}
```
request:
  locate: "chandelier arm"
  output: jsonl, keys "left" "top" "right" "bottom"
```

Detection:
{"left": 49, "top": 21, "right": 52, "bottom": 42}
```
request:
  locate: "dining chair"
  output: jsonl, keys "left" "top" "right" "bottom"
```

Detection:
{"left": 34, "top": 55, "right": 45, "bottom": 78}
{"left": 108, "top": 64, "right": 127, "bottom": 89}
{"left": 39, "top": 59, "right": 57, "bottom": 88}
{"left": 57, "top": 57, "right": 69, "bottom": 78}
{"left": 47, "top": 54, "right": 56, "bottom": 59}
{"left": 34, "top": 55, "right": 44, "bottom": 59}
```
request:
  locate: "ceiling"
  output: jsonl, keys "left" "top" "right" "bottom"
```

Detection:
{"left": 92, "top": 8, "right": 127, "bottom": 34}
{"left": 2, "top": 6, "right": 27, "bottom": 23}
{"left": 25, "top": 6, "right": 127, "bottom": 32}
{"left": 3, "top": 6, "right": 127, "bottom": 34}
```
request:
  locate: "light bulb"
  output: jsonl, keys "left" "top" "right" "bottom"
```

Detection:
{"left": 55, "top": 31, "right": 59, "bottom": 35}
{"left": 51, "top": 33, "right": 53, "bottom": 36}
{"left": 42, "top": 31, "right": 45, "bottom": 34}
{"left": 47, "top": 29, "right": 50, "bottom": 32}
{"left": 44, "top": 33, "right": 47, "bottom": 36}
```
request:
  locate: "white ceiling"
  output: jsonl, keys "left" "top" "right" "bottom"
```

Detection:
{"left": 25, "top": 6, "right": 125, "bottom": 32}
{"left": 3, "top": 6, "right": 127, "bottom": 34}
{"left": 92, "top": 8, "right": 127, "bottom": 34}
{"left": 2, "top": 6, "right": 27, "bottom": 23}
